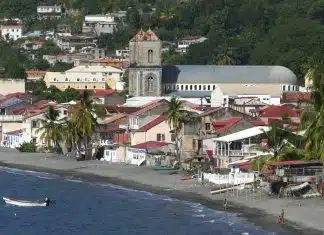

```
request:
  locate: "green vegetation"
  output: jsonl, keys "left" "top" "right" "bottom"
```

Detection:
{"left": 36, "top": 90, "right": 105, "bottom": 158}
{"left": 28, "top": 79, "right": 80, "bottom": 103}
{"left": 167, "top": 96, "right": 183, "bottom": 162}
{"left": 36, "top": 105, "right": 64, "bottom": 153}
{"left": 17, "top": 142, "right": 37, "bottom": 152}
{"left": 0, "top": 0, "right": 323, "bottom": 81}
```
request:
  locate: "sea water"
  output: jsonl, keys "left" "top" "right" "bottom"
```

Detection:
{"left": 0, "top": 167, "right": 283, "bottom": 235}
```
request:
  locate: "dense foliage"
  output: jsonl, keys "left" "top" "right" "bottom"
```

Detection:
{"left": 28, "top": 79, "right": 80, "bottom": 103}
{"left": 17, "top": 142, "right": 37, "bottom": 152}
{"left": 0, "top": 0, "right": 323, "bottom": 81}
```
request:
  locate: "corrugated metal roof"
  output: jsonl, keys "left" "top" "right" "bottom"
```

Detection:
{"left": 215, "top": 126, "right": 270, "bottom": 142}
{"left": 162, "top": 65, "right": 297, "bottom": 84}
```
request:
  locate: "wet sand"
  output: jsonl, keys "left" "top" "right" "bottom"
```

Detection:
{"left": 0, "top": 149, "right": 323, "bottom": 234}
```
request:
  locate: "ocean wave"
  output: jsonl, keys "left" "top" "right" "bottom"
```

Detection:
{"left": 65, "top": 179, "right": 83, "bottom": 183}
{"left": 0, "top": 167, "right": 56, "bottom": 179}
{"left": 192, "top": 214, "right": 206, "bottom": 218}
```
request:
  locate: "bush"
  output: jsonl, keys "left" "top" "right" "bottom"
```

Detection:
{"left": 17, "top": 142, "right": 37, "bottom": 152}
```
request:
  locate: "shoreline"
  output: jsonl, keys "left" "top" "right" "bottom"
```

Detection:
{"left": 0, "top": 151, "right": 323, "bottom": 234}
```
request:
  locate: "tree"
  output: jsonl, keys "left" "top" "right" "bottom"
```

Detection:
{"left": 262, "top": 122, "right": 290, "bottom": 161}
{"left": 36, "top": 106, "right": 64, "bottom": 153}
{"left": 62, "top": 117, "right": 82, "bottom": 153}
{"left": 71, "top": 90, "right": 105, "bottom": 159}
{"left": 167, "top": 96, "right": 183, "bottom": 162}
{"left": 49, "top": 62, "right": 73, "bottom": 72}
{"left": 300, "top": 60, "right": 324, "bottom": 162}
{"left": 38, "top": 40, "right": 62, "bottom": 56}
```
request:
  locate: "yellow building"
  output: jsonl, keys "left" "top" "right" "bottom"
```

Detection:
{"left": 43, "top": 65, "right": 124, "bottom": 91}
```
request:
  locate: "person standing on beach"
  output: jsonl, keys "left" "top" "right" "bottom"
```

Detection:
{"left": 223, "top": 198, "right": 228, "bottom": 211}
{"left": 201, "top": 171, "right": 204, "bottom": 185}
{"left": 277, "top": 209, "right": 284, "bottom": 224}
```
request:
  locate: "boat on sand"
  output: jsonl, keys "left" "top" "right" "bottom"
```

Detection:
{"left": 3, "top": 197, "right": 51, "bottom": 207}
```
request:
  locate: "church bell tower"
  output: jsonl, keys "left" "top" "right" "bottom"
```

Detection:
{"left": 128, "top": 29, "right": 162, "bottom": 96}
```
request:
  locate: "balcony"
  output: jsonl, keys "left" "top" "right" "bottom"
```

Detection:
{"left": 0, "top": 115, "right": 23, "bottom": 122}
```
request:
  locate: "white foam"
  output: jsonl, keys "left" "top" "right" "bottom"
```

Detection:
{"left": 203, "top": 220, "right": 215, "bottom": 223}
{"left": 192, "top": 214, "right": 206, "bottom": 218}
{"left": 65, "top": 179, "right": 83, "bottom": 183}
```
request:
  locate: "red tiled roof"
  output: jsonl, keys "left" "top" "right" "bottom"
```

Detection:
{"left": 182, "top": 36, "right": 203, "bottom": 40}
{"left": 282, "top": 92, "right": 312, "bottom": 103}
{"left": 1, "top": 24, "right": 23, "bottom": 28}
{"left": 131, "top": 141, "right": 169, "bottom": 149}
{"left": 258, "top": 105, "right": 302, "bottom": 118}
{"left": 139, "top": 115, "right": 166, "bottom": 131}
{"left": 25, "top": 70, "right": 47, "bottom": 76}
{"left": 250, "top": 120, "right": 266, "bottom": 126}
{"left": 5, "top": 129, "right": 24, "bottom": 135}
{"left": 78, "top": 89, "right": 116, "bottom": 98}
{"left": 131, "top": 29, "right": 159, "bottom": 42}
{"left": 1, "top": 92, "right": 25, "bottom": 100}
{"left": 212, "top": 117, "right": 241, "bottom": 133}
{"left": 265, "top": 160, "right": 308, "bottom": 167}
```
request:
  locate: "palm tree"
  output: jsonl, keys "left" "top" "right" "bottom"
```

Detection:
{"left": 262, "top": 122, "right": 290, "bottom": 162}
{"left": 167, "top": 97, "right": 183, "bottom": 162}
{"left": 62, "top": 117, "right": 82, "bottom": 153}
{"left": 36, "top": 105, "right": 63, "bottom": 153}
{"left": 71, "top": 90, "right": 105, "bottom": 159}
{"left": 300, "top": 59, "right": 324, "bottom": 161}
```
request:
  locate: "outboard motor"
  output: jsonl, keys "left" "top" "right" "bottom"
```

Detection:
{"left": 45, "top": 197, "right": 50, "bottom": 206}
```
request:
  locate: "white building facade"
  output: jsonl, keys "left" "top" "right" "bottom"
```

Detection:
{"left": 82, "top": 15, "right": 117, "bottom": 35}
{"left": 37, "top": 5, "right": 62, "bottom": 19}
{"left": 0, "top": 25, "right": 23, "bottom": 41}
{"left": 43, "top": 65, "right": 125, "bottom": 91}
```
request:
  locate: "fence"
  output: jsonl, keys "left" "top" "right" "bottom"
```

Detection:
{"left": 203, "top": 172, "right": 255, "bottom": 185}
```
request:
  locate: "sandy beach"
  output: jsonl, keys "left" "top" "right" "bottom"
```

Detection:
{"left": 0, "top": 148, "right": 323, "bottom": 235}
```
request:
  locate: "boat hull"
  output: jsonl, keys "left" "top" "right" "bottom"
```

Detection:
{"left": 3, "top": 197, "right": 47, "bottom": 207}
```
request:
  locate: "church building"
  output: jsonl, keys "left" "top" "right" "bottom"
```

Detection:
{"left": 128, "top": 30, "right": 298, "bottom": 98}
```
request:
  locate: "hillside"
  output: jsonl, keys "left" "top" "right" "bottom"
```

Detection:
{"left": 0, "top": 0, "right": 323, "bottom": 81}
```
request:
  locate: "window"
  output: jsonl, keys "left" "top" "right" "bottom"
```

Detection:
{"left": 85, "top": 85, "right": 88, "bottom": 89}
{"left": 93, "top": 78, "right": 96, "bottom": 81}
{"left": 283, "top": 85, "right": 285, "bottom": 91}
{"left": 213, "top": 85, "right": 216, "bottom": 90}
{"left": 194, "top": 85, "right": 197, "bottom": 90}
{"left": 198, "top": 85, "right": 201, "bottom": 90}
{"left": 288, "top": 85, "right": 290, "bottom": 91}
{"left": 68, "top": 85, "right": 70, "bottom": 88}
{"left": 147, "top": 76, "right": 154, "bottom": 92}
{"left": 189, "top": 85, "right": 193, "bottom": 90}
{"left": 93, "top": 86, "right": 96, "bottom": 89}
{"left": 171, "top": 134, "right": 176, "bottom": 142}
{"left": 176, "top": 85, "right": 179, "bottom": 90}
{"left": 157, "top": 133, "right": 165, "bottom": 141}
{"left": 32, "top": 121, "right": 38, "bottom": 128}
{"left": 77, "top": 78, "right": 80, "bottom": 81}
{"left": 53, "top": 77, "right": 57, "bottom": 81}
{"left": 109, "top": 72, "right": 112, "bottom": 76}
{"left": 185, "top": 85, "right": 188, "bottom": 90}
{"left": 203, "top": 85, "right": 206, "bottom": 91}
{"left": 207, "top": 85, "right": 210, "bottom": 90}
{"left": 32, "top": 138, "right": 37, "bottom": 144}
{"left": 193, "top": 139, "right": 196, "bottom": 149}
{"left": 148, "top": 49, "right": 153, "bottom": 63}
{"left": 65, "top": 78, "right": 68, "bottom": 81}
{"left": 63, "top": 110, "right": 67, "bottom": 115}
{"left": 180, "top": 85, "right": 183, "bottom": 90}
{"left": 205, "top": 123, "right": 211, "bottom": 130}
